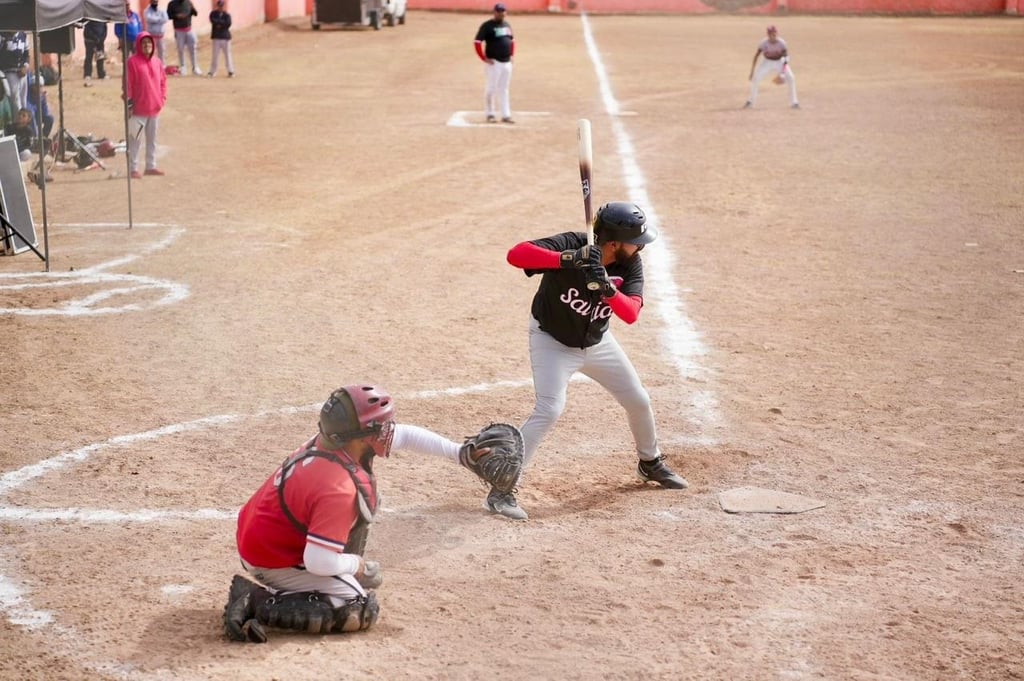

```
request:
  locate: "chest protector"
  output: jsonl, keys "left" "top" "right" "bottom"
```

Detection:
{"left": 276, "top": 442, "right": 379, "bottom": 554}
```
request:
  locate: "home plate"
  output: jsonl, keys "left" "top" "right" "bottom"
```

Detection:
{"left": 718, "top": 487, "right": 825, "bottom": 514}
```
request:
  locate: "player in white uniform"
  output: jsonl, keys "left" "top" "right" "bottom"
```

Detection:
{"left": 485, "top": 202, "right": 689, "bottom": 521}
{"left": 474, "top": 3, "right": 514, "bottom": 123}
{"left": 745, "top": 25, "right": 799, "bottom": 109}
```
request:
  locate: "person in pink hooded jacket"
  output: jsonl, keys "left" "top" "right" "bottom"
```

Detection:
{"left": 123, "top": 31, "right": 167, "bottom": 178}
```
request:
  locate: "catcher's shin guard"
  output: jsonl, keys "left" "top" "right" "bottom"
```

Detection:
{"left": 223, "top": 575, "right": 271, "bottom": 643}
{"left": 254, "top": 591, "right": 337, "bottom": 634}
{"left": 253, "top": 591, "right": 379, "bottom": 635}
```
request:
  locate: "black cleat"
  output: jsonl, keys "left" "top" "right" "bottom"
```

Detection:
{"left": 224, "top": 575, "right": 269, "bottom": 643}
{"left": 483, "top": 487, "right": 528, "bottom": 520}
{"left": 637, "top": 456, "right": 689, "bottom": 490}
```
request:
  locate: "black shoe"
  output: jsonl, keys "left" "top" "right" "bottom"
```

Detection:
{"left": 637, "top": 456, "right": 688, "bottom": 489}
{"left": 483, "top": 486, "right": 528, "bottom": 520}
{"left": 224, "top": 575, "right": 269, "bottom": 643}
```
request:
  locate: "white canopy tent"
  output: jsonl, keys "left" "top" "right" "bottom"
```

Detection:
{"left": 1, "top": 0, "right": 129, "bottom": 270}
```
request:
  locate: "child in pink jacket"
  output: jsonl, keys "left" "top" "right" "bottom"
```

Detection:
{"left": 124, "top": 31, "right": 167, "bottom": 178}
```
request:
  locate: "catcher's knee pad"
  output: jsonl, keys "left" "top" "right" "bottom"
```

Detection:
{"left": 224, "top": 575, "right": 270, "bottom": 643}
{"left": 333, "top": 592, "right": 380, "bottom": 633}
{"left": 255, "top": 591, "right": 336, "bottom": 634}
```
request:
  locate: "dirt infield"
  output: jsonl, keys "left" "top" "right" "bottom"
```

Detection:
{"left": 1, "top": 12, "right": 1022, "bottom": 681}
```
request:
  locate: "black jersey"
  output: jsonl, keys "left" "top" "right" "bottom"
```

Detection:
{"left": 524, "top": 232, "right": 645, "bottom": 349}
{"left": 474, "top": 19, "right": 514, "bottom": 62}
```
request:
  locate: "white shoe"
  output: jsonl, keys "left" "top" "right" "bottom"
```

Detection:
{"left": 193, "top": 68, "right": 203, "bottom": 76}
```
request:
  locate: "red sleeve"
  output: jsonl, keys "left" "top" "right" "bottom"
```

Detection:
{"left": 605, "top": 291, "right": 642, "bottom": 324}
{"left": 507, "top": 241, "right": 560, "bottom": 270}
{"left": 474, "top": 41, "right": 487, "bottom": 62}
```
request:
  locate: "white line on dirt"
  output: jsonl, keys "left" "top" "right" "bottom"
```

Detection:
{"left": 0, "top": 223, "right": 189, "bottom": 316}
{"left": 581, "top": 13, "right": 720, "bottom": 442}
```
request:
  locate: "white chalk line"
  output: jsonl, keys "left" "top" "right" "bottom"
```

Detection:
{"left": 581, "top": 13, "right": 720, "bottom": 444}
{"left": 0, "top": 223, "right": 189, "bottom": 317}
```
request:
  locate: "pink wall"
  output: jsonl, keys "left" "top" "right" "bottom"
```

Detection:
{"left": 41, "top": 0, "right": 1019, "bottom": 65}
{"left": 406, "top": 0, "right": 1013, "bottom": 12}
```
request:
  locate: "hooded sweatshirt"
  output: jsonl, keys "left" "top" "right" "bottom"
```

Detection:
{"left": 125, "top": 32, "right": 167, "bottom": 117}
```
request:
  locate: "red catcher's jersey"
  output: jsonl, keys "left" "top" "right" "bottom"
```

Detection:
{"left": 236, "top": 436, "right": 365, "bottom": 569}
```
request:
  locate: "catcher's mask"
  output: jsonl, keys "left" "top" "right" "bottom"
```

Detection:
{"left": 594, "top": 201, "right": 658, "bottom": 247}
{"left": 319, "top": 385, "right": 396, "bottom": 458}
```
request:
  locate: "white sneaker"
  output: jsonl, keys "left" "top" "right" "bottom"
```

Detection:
{"left": 193, "top": 68, "right": 203, "bottom": 76}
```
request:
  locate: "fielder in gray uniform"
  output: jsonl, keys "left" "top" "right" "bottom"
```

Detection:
{"left": 487, "top": 202, "right": 689, "bottom": 520}
{"left": 745, "top": 24, "right": 799, "bottom": 109}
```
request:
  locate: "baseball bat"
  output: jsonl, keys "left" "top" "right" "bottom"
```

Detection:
{"left": 577, "top": 118, "right": 600, "bottom": 291}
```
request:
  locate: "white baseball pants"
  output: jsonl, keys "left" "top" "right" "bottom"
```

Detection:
{"left": 241, "top": 559, "right": 364, "bottom": 607}
{"left": 484, "top": 60, "right": 512, "bottom": 119}
{"left": 749, "top": 58, "right": 798, "bottom": 106}
{"left": 521, "top": 315, "right": 660, "bottom": 468}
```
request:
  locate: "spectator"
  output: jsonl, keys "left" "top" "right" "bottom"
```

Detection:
{"left": 143, "top": 0, "right": 170, "bottom": 64}
{"left": 115, "top": 2, "right": 144, "bottom": 57}
{"left": 3, "top": 107, "right": 36, "bottom": 161}
{"left": 0, "top": 31, "right": 30, "bottom": 114}
{"left": 26, "top": 79, "right": 53, "bottom": 139}
{"left": 123, "top": 32, "right": 167, "bottom": 179}
{"left": 166, "top": 0, "right": 201, "bottom": 76}
{"left": 207, "top": 0, "right": 234, "bottom": 78}
{"left": 82, "top": 20, "right": 108, "bottom": 83}
{"left": 0, "top": 90, "right": 12, "bottom": 131}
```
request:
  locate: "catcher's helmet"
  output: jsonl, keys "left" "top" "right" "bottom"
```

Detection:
{"left": 319, "top": 385, "right": 396, "bottom": 458}
{"left": 593, "top": 202, "right": 658, "bottom": 246}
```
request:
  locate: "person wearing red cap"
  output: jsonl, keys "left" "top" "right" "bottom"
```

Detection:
{"left": 744, "top": 24, "right": 799, "bottom": 110}
{"left": 473, "top": 3, "right": 515, "bottom": 124}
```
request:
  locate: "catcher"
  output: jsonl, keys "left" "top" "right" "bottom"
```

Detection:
{"left": 224, "top": 383, "right": 523, "bottom": 643}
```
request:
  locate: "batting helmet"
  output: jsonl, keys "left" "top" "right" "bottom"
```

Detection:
{"left": 593, "top": 202, "right": 658, "bottom": 246}
{"left": 319, "top": 385, "right": 396, "bottom": 458}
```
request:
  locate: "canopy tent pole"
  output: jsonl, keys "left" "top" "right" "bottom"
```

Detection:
{"left": 30, "top": 31, "right": 50, "bottom": 270}
{"left": 121, "top": 31, "right": 133, "bottom": 230}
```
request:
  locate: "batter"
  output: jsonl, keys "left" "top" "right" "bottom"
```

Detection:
{"left": 488, "top": 202, "right": 689, "bottom": 520}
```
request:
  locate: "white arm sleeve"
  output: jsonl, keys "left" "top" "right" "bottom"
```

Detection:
{"left": 392, "top": 423, "right": 460, "bottom": 463}
{"left": 303, "top": 541, "right": 362, "bottom": 577}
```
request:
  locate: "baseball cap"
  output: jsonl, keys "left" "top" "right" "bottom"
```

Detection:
{"left": 494, "top": 3, "right": 507, "bottom": 11}
{"left": 766, "top": 24, "right": 777, "bottom": 32}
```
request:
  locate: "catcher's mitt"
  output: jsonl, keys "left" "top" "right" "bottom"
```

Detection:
{"left": 458, "top": 423, "right": 524, "bottom": 494}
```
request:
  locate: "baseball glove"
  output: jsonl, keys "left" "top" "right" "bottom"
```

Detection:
{"left": 773, "top": 74, "right": 786, "bottom": 85}
{"left": 458, "top": 423, "right": 524, "bottom": 494}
